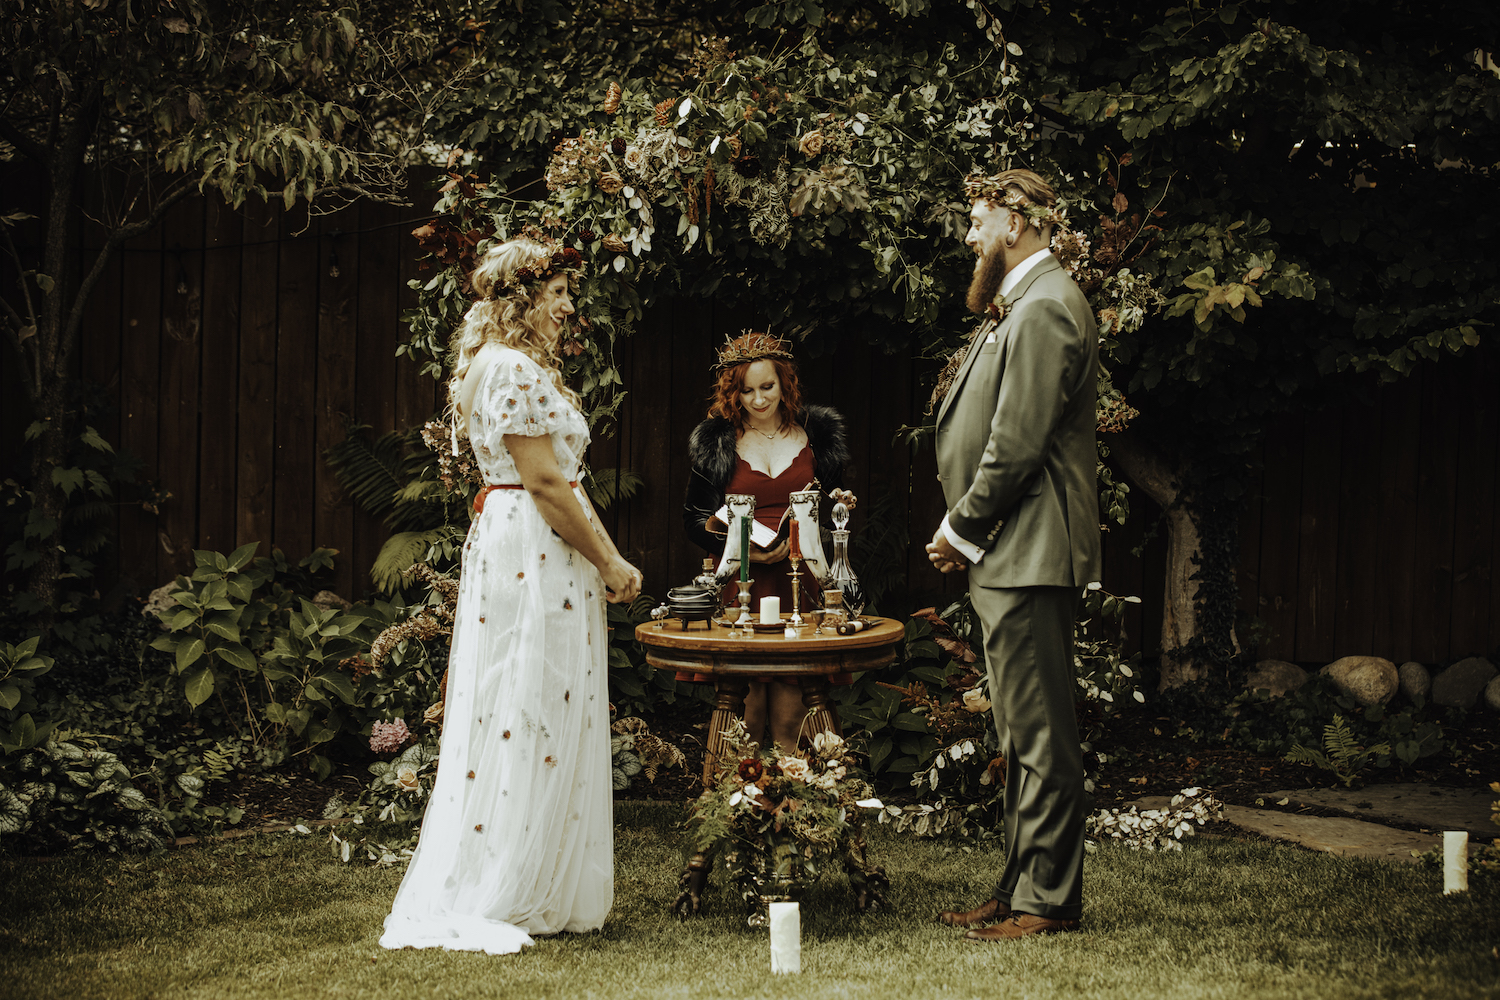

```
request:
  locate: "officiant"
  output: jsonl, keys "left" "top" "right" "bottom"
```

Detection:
{"left": 680, "top": 332, "right": 850, "bottom": 752}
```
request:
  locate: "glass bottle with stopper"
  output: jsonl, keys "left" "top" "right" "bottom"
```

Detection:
{"left": 825, "top": 493, "right": 864, "bottom": 620}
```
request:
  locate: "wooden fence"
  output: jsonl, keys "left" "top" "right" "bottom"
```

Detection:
{"left": 7, "top": 189, "right": 1499, "bottom": 667}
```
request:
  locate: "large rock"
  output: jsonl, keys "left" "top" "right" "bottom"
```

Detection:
{"left": 1484, "top": 675, "right": 1500, "bottom": 713}
{"left": 312, "top": 590, "right": 354, "bottom": 612}
{"left": 141, "top": 582, "right": 179, "bottom": 625}
{"left": 1431, "top": 657, "right": 1497, "bottom": 710}
{"left": 1397, "top": 661, "right": 1431, "bottom": 702}
{"left": 1246, "top": 659, "right": 1308, "bottom": 698}
{"left": 1320, "top": 655, "right": 1398, "bottom": 707}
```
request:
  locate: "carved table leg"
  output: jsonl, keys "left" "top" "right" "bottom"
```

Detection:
{"left": 671, "top": 849, "right": 714, "bottom": 918}
{"left": 842, "top": 811, "right": 890, "bottom": 912}
{"left": 703, "top": 677, "right": 750, "bottom": 787}
{"left": 797, "top": 675, "right": 841, "bottom": 748}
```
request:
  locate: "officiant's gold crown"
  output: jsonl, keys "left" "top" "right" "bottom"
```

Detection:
{"left": 713, "top": 331, "right": 796, "bottom": 371}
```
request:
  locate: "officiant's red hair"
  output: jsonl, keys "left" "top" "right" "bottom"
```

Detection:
{"left": 706, "top": 334, "right": 804, "bottom": 433}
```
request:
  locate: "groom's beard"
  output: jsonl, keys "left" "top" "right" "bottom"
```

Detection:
{"left": 966, "top": 249, "right": 1007, "bottom": 314}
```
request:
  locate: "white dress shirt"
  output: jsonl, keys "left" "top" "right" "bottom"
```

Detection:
{"left": 939, "top": 247, "right": 1054, "bottom": 565}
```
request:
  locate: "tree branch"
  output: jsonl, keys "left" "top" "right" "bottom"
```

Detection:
{"left": 0, "top": 117, "right": 49, "bottom": 167}
{"left": 56, "top": 174, "right": 198, "bottom": 379}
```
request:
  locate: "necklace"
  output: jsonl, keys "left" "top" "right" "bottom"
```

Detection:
{"left": 749, "top": 423, "right": 781, "bottom": 441}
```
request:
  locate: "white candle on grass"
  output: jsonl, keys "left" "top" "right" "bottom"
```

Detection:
{"left": 1444, "top": 831, "right": 1469, "bottom": 895}
{"left": 769, "top": 902, "right": 801, "bottom": 974}
{"left": 759, "top": 596, "right": 780, "bottom": 625}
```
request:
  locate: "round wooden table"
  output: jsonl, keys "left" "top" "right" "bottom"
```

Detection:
{"left": 634, "top": 616, "right": 903, "bottom": 784}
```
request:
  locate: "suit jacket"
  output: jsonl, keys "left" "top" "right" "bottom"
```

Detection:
{"left": 935, "top": 254, "right": 1102, "bottom": 590}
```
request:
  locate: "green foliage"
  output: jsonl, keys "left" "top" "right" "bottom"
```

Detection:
{"left": 1284, "top": 714, "right": 1393, "bottom": 788}
{"left": 0, "top": 739, "right": 173, "bottom": 854}
{"left": 1, "top": 412, "right": 152, "bottom": 654}
{"left": 1224, "top": 673, "right": 1445, "bottom": 771}
{"left": 0, "top": 637, "right": 55, "bottom": 753}
{"left": 147, "top": 545, "right": 418, "bottom": 778}
{"left": 328, "top": 734, "right": 441, "bottom": 865}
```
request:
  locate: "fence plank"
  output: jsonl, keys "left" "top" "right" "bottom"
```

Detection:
{"left": 1371, "top": 372, "right": 1423, "bottom": 664}
{"left": 1332, "top": 395, "right": 1383, "bottom": 658}
{"left": 117, "top": 221, "right": 163, "bottom": 593}
{"left": 1409, "top": 361, "right": 1461, "bottom": 663}
{"left": 1293, "top": 405, "right": 1341, "bottom": 662}
{"left": 351, "top": 200, "right": 403, "bottom": 595}
{"left": 236, "top": 200, "right": 280, "bottom": 555}
{"left": 198, "top": 197, "right": 243, "bottom": 555}
{"left": 272, "top": 208, "right": 318, "bottom": 561}
{"left": 78, "top": 203, "right": 123, "bottom": 590}
{"left": 1236, "top": 438, "right": 1265, "bottom": 656}
{"left": 1254, "top": 412, "right": 1304, "bottom": 660}
{"left": 314, "top": 212, "right": 360, "bottom": 598}
{"left": 1448, "top": 343, "right": 1497, "bottom": 660}
{"left": 155, "top": 198, "right": 205, "bottom": 581}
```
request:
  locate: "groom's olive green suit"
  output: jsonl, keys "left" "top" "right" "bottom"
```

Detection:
{"left": 935, "top": 253, "right": 1100, "bottom": 921}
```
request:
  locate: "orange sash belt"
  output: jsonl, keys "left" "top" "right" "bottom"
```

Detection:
{"left": 473, "top": 481, "right": 579, "bottom": 513}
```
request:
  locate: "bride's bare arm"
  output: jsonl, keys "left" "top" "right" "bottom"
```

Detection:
{"left": 505, "top": 433, "right": 642, "bottom": 603}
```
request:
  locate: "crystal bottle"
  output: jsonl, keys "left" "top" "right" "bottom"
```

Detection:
{"left": 825, "top": 501, "right": 865, "bottom": 618}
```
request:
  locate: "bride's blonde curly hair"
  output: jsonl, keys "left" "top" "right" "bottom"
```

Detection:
{"left": 447, "top": 237, "right": 582, "bottom": 435}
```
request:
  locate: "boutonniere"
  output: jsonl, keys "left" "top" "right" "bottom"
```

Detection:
{"left": 985, "top": 293, "right": 1010, "bottom": 322}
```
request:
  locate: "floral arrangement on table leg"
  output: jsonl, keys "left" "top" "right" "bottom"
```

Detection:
{"left": 683, "top": 719, "right": 884, "bottom": 920}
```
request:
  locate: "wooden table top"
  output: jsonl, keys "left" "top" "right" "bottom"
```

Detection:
{"left": 633, "top": 616, "right": 904, "bottom": 677}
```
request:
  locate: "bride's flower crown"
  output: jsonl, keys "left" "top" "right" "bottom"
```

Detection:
{"left": 488, "top": 242, "right": 586, "bottom": 301}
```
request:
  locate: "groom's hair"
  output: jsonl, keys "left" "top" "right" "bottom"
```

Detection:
{"left": 990, "top": 169, "right": 1057, "bottom": 208}
{"left": 968, "top": 168, "right": 1058, "bottom": 211}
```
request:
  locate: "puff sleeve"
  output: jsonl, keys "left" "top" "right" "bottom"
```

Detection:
{"left": 468, "top": 351, "right": 568, "bottom": 455}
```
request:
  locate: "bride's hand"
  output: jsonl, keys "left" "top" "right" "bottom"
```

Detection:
{"left": 600, "top": 557, "right": 643, "bottom": 604}
{"left": 747, "top": 539, "right": 791, "bottom": 564}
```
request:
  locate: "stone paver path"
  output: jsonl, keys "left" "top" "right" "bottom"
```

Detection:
{"left": 1125, "top": 783, "right": 1496, "bottom": 865}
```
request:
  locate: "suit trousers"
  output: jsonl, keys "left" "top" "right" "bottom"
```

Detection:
{"left": 968, "top": 583, "right": 1085, "bottom": 921}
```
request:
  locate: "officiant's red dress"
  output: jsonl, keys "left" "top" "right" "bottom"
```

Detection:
{"left": 676, "top": 446, "right": 850, "bottom": 684}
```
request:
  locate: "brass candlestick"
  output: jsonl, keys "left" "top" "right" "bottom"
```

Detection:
{"left": 735, "top": 579, "right": 754, "bottom": 625}
{"left": 788, "top": 555, "right": 804, "bottom": 627}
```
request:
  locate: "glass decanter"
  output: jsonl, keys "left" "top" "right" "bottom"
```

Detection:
{"left": 825, "top": 500, "right": 865, "bottom": 618}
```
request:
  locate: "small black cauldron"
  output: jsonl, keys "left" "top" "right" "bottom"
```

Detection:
{"left": 666, "top": 585, "right": 719, "bottom": 630}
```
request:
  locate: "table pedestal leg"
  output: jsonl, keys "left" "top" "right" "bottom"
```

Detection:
{"left": 797, "top": 675, "right": 841, "bottom": 747}
{"left": 702, "top": 677, "right": 750, "bottom": 787}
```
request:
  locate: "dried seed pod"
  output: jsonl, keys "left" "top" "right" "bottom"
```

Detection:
{"left": 602, "top": 81, "right": 622, "bottom": 115}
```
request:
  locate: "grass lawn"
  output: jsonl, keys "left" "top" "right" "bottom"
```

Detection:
{"left": 1, "top": 802, "right": 1496, "bottom": 1000}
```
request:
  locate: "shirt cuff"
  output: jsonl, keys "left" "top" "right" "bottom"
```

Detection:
{"left": 940, "top": 515, "right": 986, "bottom": 565}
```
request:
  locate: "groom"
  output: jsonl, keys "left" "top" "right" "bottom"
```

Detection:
{"left": 926, "top": 168, "right": 1101, "bottom": 940}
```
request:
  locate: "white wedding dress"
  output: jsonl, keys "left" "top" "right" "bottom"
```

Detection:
{"left": 380, "top": 347, "right": 613, "bottom": 954}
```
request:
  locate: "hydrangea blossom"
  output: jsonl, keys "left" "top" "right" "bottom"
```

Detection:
{"left": 370, "top": 718, "right": 411, "bottom": 754}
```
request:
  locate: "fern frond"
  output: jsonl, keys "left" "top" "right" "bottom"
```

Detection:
{"left": 1324, "top": 715, "right": 1361, "bottom": 769}
{"left": 1283, "top": 744, "right": 1331, "bottom": 769}
{"left": 585, "top": 467, "right": 643, "bottom": 510}
{"left": 371, "top": 531, "right": 445, "bottom": 593}
{"left": 850, "top": 487, "right": 910, "bottom": 609}
{"left": 325, "top": 422, "right": 406, "bottom": 520}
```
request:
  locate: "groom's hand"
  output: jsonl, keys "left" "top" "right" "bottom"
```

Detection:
{"left": 926, "top": 528, "right": 967, "bottom": 574}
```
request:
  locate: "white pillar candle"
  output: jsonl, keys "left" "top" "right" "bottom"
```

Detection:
{"left": 1443, "top": 831, "right": 1469, "bottom": 895}
{"left": 769, "top": 902, "right": 801, "bottom": 974}
{"left": 759, "top": 596, "right": 781, "bottom": 624}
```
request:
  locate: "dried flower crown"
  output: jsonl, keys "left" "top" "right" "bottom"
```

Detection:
{"left": 488, "top": 242, "right": 586, "bottom": 301}
{"left": 712, "top": 331, "right": 796, "bottom": 371}
{"left": 963, "top": 171, "right": 1070, "bottom": 232}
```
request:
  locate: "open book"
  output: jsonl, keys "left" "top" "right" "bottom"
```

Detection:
{"left": 707, "top": 504, "right": 790, "bottom": 550}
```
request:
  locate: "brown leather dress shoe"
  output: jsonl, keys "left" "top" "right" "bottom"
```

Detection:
{"left": 965, "top": 913, "right": 1080, "bottom": 941}
{"left": 937, "top": 898, "right": 1011, "bottom": 927}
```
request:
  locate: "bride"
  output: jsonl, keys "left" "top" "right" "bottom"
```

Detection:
{"left": 380, "top": 236, "right": 643, "bottom": 954}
